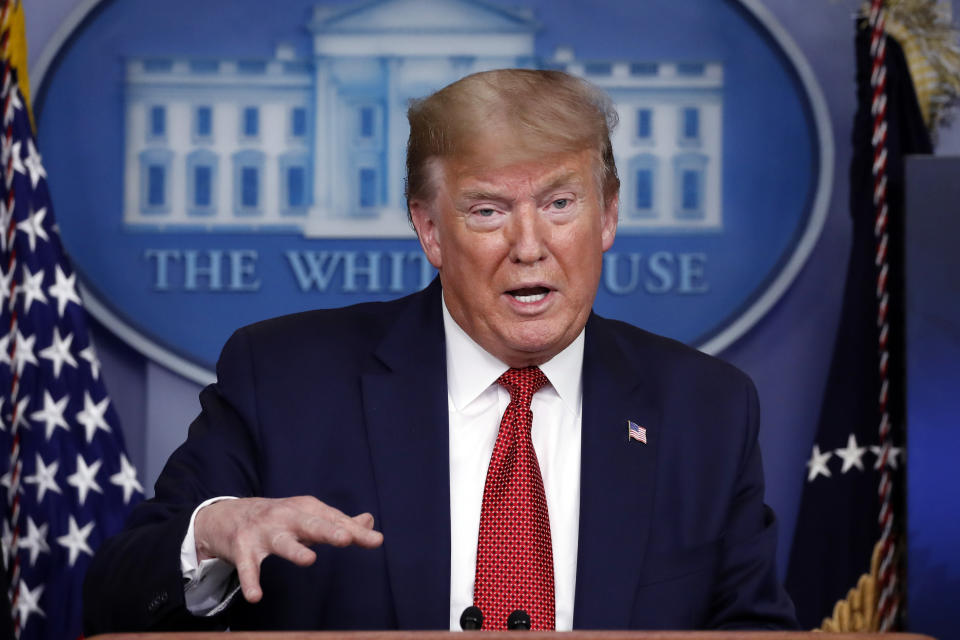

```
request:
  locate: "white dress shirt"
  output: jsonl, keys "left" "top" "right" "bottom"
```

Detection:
{"left": 181, "top": 298, "right": 584, "bottom": 630}
{"left": 443, "top": 300, "right": 582, "bottom": 631}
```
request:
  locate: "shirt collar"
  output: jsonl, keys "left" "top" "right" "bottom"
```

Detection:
{"left": 442, "top": 295, "right": 584, "bottom": 416}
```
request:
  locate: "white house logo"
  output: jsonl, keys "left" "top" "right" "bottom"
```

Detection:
{"left": 34, "top": 0, "right": 830, "bottom": 383}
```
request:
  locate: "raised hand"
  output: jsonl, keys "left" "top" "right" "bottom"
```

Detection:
{"left": 194, "top": 496, "right": 383, "bottom": 602}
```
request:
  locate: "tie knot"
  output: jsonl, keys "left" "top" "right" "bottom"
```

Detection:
{"left": 497, "top": 366, "right": 549, "bottom": 405}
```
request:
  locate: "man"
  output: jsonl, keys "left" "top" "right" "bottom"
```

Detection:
{"left": 83, "top": 69, "right": 797, "bottom": 632}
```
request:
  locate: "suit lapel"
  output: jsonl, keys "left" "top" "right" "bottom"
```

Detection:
{"left": 573, "top": 315, "right": 661, "bottom": 629}
{"left": 362, "top": 280, "right": 451, "bottom": 629}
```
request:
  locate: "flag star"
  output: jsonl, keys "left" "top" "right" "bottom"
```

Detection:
{"left": 47, "top": 265, "right": 82, "bottom": 317}
{"left": 12, "top": 395, "right": 32, "bottom": 433}
{"left": 15, "top": 579, "right": 45, "bottom": 627}
{"left": 56, "top": 515, "right": 95, "bottom": 568}
{"left": 17, "top": 516, "right": 50, "bottom": 567}
{"left": 16, "top": 207, "right": 49, "bottom": 252}
{"left": 0, "top": 266, "right": 12, "bottom": 310}
{"left": 3, "top": 80, "right": 23, "bottom": 125}
{"left": 23, "top": 139, "right": 47, "bottom": 189}
{"left": 30, "top": 391, "right": 70, "bottom": 442}
{"left": 805, "top": 444, "right": 833, "bottom": 482}
{"left": 79, "top": 344, "right": 101, "bottom": 380}
{"left": 109, "top": 453, "right": 143, "bottom": 504}
{"left": 7, "top": 140, "right": 24, "bottom": 177}
{"left": 1, "top": 520, "right": 11, "bottom": 569}
{"left": 19, "top": 266, "right": 48, "bottom": 314}
{"left": 834, "top": 433, "right": 867, "bottom": 473}
{"left": 0, "top": 468, "right": 13, "bottom": 493}
{"left": 67, "top": 454, "right": 103, "bottom": 506}
{"left": 39, "top": 327, "right": 77, "bottom": 378}
{"left": 870, "top": 444, "right": 904, "bottom": 470}
{"left": 0, "top": 334, "right": 10, "bottom": 370}
{"left": 12, "top": 329, "right": 38, "bottom": 376}
{"left": 76, "top": 392, "right": 111, "bottom": 443}
{"left": 0, "top": 201, "right": 12, "bottom": 252}
{"left": 23, "top": 453, "right": 62, "bottom": 502}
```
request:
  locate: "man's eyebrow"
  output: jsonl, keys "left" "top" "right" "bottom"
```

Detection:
{"left": 539, "top": 171, "right": 584, "bottom": 194}
{"left": 458, "top": 172, "right": 585, "bottom": 203}
{"left": 458, "top": 190, "right": 508, "bottom": 202}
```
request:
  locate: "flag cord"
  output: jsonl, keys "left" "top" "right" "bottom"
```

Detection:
{"left": 868, "top": 0, "right": 900, "bottom": 631}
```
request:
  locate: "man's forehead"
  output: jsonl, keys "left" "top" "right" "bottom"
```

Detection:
{"left": 441, "top": 149, "right": 596, "bottom": 194}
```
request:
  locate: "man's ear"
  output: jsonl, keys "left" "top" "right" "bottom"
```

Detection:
{"left": 410, "top": 199, "right": 442, "bottom": 269}
{"left": 601, "top": 192, "right": 619, "bottom": 252}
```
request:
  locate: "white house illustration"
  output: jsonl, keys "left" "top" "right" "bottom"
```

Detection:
{"left": 122, "top": 0, "right": 723, "bottom": 237}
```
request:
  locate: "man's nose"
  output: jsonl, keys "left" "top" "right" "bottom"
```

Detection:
{"left": 506, "top": 203, "right": 548, "bottom": 264}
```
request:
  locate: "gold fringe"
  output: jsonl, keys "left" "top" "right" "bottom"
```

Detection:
{"left": 818, "top": 540, "right": 883, "bottom": 632}
{"left": 860, "top": 0, "right": 960, "bottom": 136}
{"left": 1, "top": 0, "right": 35, "bottom": 131}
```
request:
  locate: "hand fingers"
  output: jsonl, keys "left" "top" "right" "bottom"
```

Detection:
{"left": 235, "top": 555, "right": 264, "bottom": 603}
{"left": 352, "top": 512, "right": 375, "bottom": 529}
{"left": 299, "top": 510, "right": 383, "bottom": 549}
{"left": 269, "top": 531, "right": 317, "bottom": 567}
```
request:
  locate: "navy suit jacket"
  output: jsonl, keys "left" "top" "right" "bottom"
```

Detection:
{"left": 83, "top": 279, "right": 797, "bottom": 632}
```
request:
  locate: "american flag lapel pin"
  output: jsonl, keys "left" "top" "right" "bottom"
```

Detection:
{"left": 627, "top": 420, "right": 648, "bottom": 444}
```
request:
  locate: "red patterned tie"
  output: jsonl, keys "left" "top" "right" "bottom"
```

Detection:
{"left": 474, "top": 366, "right": 555, "bottom": 630}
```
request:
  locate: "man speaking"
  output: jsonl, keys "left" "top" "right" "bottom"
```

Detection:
{"left": 83, "top": 69, "right": 797, "bottom": 632}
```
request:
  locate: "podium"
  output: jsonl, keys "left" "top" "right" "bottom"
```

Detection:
{"left": 89, "top": 632, "right": 937, "bottom": 640}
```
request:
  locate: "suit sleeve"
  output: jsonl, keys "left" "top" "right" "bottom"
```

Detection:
{"left": 705, "top": 378, "right": 799, "bottom": 629}
{"left": 83, "top": 328, "right": 263, "bottom": 633}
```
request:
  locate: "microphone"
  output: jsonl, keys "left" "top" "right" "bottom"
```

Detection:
{"left": 459, "top": 605, "right": 483, "bottom": 630}
{"left": 507, "top": 609, "right": 531, "bottom": 630}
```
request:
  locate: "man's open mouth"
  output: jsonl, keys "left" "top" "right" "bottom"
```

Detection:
{"left": 508, "top": 286, "right": 551, "bottom": 303}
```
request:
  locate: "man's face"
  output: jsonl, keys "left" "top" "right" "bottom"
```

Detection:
{"left": 410, "top": 147, "right": 618, "bottom": 367}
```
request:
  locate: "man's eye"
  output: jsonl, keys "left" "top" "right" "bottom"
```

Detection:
{"left": 476, "top": 208, "right": 496, "bottom": 217}
{"left": 552, "top": 198, "right": 570, "bottom": 209}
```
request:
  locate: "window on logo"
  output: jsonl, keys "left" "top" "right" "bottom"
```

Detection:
{"left": 187, "top": 150, "right": 217, "bottom": 215}
{"left": 359, "top": 107, "right": 375, "bottom": 139}
{"left": 359, "top": 168, "right": 377, "bottom": 208}
{"left": 195, "top": 106, "right": 212, "bottom": 139}
{"left": 150, "top": 106, "right": 166, "bottom": 138}
{"left": 626, "top": 153, "right": 658, "bottom": 220}
{"left": 681, "top": 107, "right": 700, "bottom": 142}
{"left": 148, "top": 165, "right": 165, "bottom": 206}
{"left": 243, "top": 107, "right": 259, "bottom": 137}
{"left": 242, "top": 167, "right": 259, "bottom": 207}
{"left": 280, "top": 152, "right": 310, "bottom": 215}
{"left": 139, "top": 149, "right": 172, "bottom": 215}
{"left": 677, "top": 62, "right": 706, "bottom": 76}
{"left": 630, "top": 62, "right": 658, "bottom": 76}
{"left": 637, "top": 109, "right": 652, "bottom": 140}
{"left": 682, "top": 170, "right": 700, "bottom": 210}
{"left": 584, "top": 62, "right": 612, "bottom": 76}
{"left": 194, "top": 166, "right": 212, "bottom": 207}
{"left": 672, "top": 152, "right": 707, "bottom": 221}
{"left": 292, "top": 107, "right": 307, "bottom": 138}
{"left": 636, "top": 169, "right": 653, "bottom": 210}
{"left": 288, "top": 166, "right": 305, "bottom": 208}
{"left": 232, "top": 150, "right": 264, "bottom": 215}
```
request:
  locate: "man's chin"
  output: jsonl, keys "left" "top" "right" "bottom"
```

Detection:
{"left": 497, "top": 331, "right": 574, "bottom": 368}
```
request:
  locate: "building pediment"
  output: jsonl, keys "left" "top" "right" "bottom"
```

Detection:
{"left": 310, "top": 0, "right": 538, "bottom": 34}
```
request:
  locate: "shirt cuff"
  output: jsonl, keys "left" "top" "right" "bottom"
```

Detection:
{"left": 181, "top": 496, "right": 242, "bottom": 616}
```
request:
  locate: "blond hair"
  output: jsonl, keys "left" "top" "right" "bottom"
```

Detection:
{"left": 405, "top": 69, "right": 620, "bottom": 217}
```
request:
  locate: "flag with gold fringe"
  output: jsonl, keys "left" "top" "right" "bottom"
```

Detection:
{"left": 0, "top": 2, "right": 144, "bottom": 638}
{"left": 785, "top": 0, "right": 958, "bottom": 631}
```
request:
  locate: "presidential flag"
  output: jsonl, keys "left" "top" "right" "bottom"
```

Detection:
{"left": 0, "top": 2, "right": 143, "bottom": 638}
{"left": 784, "top": 0, "right": 940, "bottom": 631}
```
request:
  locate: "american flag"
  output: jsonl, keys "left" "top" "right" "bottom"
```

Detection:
{"left": 0, "top": 2, "right": 143, "bottom": 638}
{"left": 627, "top": 420, "right": 647, "bottom": 445}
